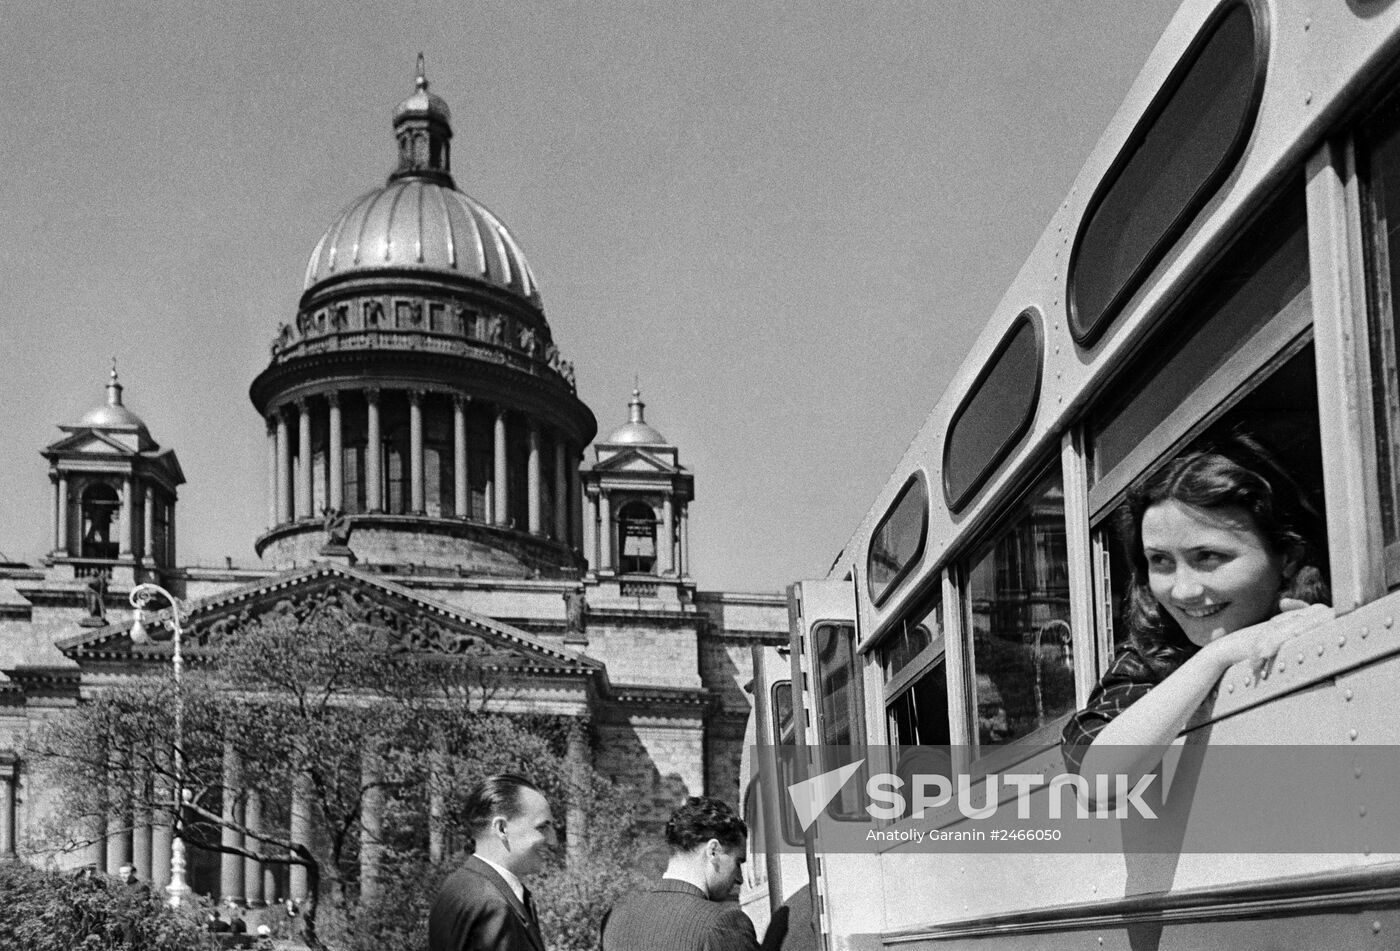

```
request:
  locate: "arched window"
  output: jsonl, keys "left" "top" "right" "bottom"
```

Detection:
{"left": 617, "top": 501, "right": 657, "bottom": 575}
{"left": 80, "top": 483, "right": 120, "bottom": 559}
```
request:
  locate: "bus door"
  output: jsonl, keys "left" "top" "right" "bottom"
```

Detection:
{"left": 787, "top": 578, "right": 864, "bottom": 951}
{"left": 740, "top": 641, "right": 808, "bottom": 940}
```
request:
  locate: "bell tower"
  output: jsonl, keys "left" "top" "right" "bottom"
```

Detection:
{"left": 41, "top": 365, "right": 184, "bottom": 587}
{"left": 581, "top": 389, "right": 694, "bottom": 599}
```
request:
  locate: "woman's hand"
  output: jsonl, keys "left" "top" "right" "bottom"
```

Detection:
{"left": 1203, "top": 599, "right": 1332, "bottom": 679}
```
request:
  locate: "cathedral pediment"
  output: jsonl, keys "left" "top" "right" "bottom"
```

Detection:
{"left": 55, "top": 563, "right": 603, "bottom": 679}
{"left": 43, "top": 430, "right": 136, "bottom": 457}
{"left": 590, "top": 446, "right": 684, "bottom": 475}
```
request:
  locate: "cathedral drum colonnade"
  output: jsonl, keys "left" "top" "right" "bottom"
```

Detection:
{"left": 250, "top": 58, "right": 594, "bottom": 577}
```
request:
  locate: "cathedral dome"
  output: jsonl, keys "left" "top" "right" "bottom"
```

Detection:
{"left": 302, "top": 180, "right": 540, "bottom": 301}
{"left": 79, "top": 367, "right": 154, "bottom": 448}
{"left": 301, "top": 55, "right": 540, "bottom": 305}
{"left": 605, "top": 389, "right": 667, "bottom": 445}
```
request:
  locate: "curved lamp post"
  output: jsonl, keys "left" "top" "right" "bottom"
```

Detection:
{"left": 128, "top": 583, "right": 192, "bottom": 907}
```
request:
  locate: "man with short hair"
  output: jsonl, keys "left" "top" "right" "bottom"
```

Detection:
{"left": 428, "top": 774, "right": 557, "bottom": 951}
{"left": 602, "top": 797, "right": 788, "bottom": 951}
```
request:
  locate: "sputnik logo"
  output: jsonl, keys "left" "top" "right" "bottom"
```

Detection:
{"left": 787, "top": 760, "right": 864, "bottom": 831}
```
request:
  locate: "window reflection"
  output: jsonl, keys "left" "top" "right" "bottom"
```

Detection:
{"left": 868, "top": 475, "right": 928, "bottom": 603}
{"left": 966, "top": 471, "right": 1074, "bottom": 748}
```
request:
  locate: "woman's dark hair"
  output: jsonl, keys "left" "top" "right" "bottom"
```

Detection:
{"left": 1117, "top": 432, "right": 1330, "bottom": 672}
{"left": 665, "top": 796, "right": 748, "bottom": 854}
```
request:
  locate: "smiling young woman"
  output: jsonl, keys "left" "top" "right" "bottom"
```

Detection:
{"left": 1061, "top": 433, "right": 1332, "bottom": 780}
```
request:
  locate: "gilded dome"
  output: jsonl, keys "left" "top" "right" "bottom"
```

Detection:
{"left": 302, "top": 181, "right": 540, "bottom": 301}
{"left": 605, "top": 389, "right": 667, "bottom": 445}
{"left": 79, "top": 367, "right": 155, "bottom": 448}
{"left": 301, "top": 58, "right": 541, "bottom": 304}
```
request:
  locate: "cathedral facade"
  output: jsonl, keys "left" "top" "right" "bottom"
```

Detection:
{"left": 0, "top": 63, "right": 785, "bottom": 901}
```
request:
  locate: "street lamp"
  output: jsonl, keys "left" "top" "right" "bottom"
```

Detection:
{"left": 128, "top": 583, "right": 192, "bottom": 907}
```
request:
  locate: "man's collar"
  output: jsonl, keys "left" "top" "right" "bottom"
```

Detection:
{"left": 656, "top": 877, "right": 710, "bottom": 899}
{"left": 475, "top": 853, "right": 525, "bottom": 903}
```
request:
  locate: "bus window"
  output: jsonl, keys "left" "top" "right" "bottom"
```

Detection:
{"left": 879, "top": 599, "right": 949, "bottom": 748}
{"left": 812, "top": 622, "right": 862, "bottom": 747}
{"left": 1085, "top": 188, "right": 1323, "bottom": 653}
{"left": 811, "top": 621, "right": 864, "bottom": 818}
{"left": 868, "top": 474, "right": 929, "bottom": 605}
{"left": 772, "top": 681, "right": 794, "bottom": 746}
{"left": 1089, "top": 190, "right": 1309, "bottom": 496}
{"left": 964, "top": 469, "right": 1075, "bottom": 749}
{"left": 1068, "top": 1, "right": 1265, "bottom": 343}
{"left": 1360, "top": 99, "right": 1400, "bottom": 587}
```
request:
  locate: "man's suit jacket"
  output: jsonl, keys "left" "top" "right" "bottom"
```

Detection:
{"left": 428, "top": 855, "right": 546, "bottom": 951}
{"left": 602, "top": 879, "right": 758, "bottom": 951}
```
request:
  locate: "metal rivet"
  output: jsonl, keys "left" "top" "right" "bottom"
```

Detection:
{"left": 1098, "top": 939, "right": 1104, "bottom": 946}
{"left": 1243, "top": 676, "right": 1253, "bottom": 688}
{"left": 1355, "top": 767, "right": 1364, "bottom": 779}
{"left": 1317, "top": 644, "right": 1325, "bottom": 656}
{"left": 1361, "top": 627, "right": 1369, "bottom": 639}
{"left": 1360, "top": 806, "right": 1367, "bottom": 817}
{"left": 1345, "top": 689, "right": 1354, "bottom": 701}
{"left": 1338, "top": 635, "right": 1346, "bottom": 647}
{"left": 1226, "top": 682, "right": 1235, "bottom": 694}
{"left": 1373, "top": 921, "right": 1382, "bottom": 934}
{"left": 1386, "top": 617, "right": 1394, "bottom": 629}
{"left": 1304, "top": 17, "right": 1311, "bottom": 29}
{"left": 1349, "top": 729, "right": 1359, "bottom": 741}
{"left": 1305, "top": 91, "right": 1313, "bottom": 105}
{"left": 1297, "top": 652, "right": 1305, "bottom": 665}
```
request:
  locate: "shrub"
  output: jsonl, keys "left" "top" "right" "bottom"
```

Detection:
{"left": 0, "top": 862, "right": 218, "bottom": 951}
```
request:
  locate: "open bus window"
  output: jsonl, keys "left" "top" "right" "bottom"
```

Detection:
{"left": 1360, "top": 98, "right": 1400, "bottom": 587}
{"left": 1100, "top": 347, "right": 1323, "bottom": 648}
{"left": 964, "top": 469, "right": 1075, "bottom": 750}
{"left": 1082, "top": 185, "right": 1324, "bottom": 655}
{"left": 770, "top": 681, "right": 804, "bottom": 846}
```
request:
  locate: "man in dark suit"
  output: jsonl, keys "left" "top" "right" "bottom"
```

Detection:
{"left": 428, "top": 774, "right": 557, "bottom": 951}
{"left": 603, "top": 797, "right": 788, "bottom": 951}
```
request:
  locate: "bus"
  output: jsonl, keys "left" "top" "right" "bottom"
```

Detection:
{"left": 743, "top": 0, "right": 1400, "bottom": 947}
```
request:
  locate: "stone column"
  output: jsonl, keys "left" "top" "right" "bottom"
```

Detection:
{"left": 409, "top": 390, "right": 425, "bottom": 514}
{"left": 143, "top": 486, "right": 156, "bottom": 562}
{"left": 680, "top": 505, "right": 690, "bottom": 577}
{"left": 244, "top": 791, "right": 265, "bottom": 907}
{"left": 150, "top": 754, "right": 172, "bottom": 891}
{"left": 583, "top": 489, "right": 597, "bottom": 574}
{"left": 87, "top": 811, "right": 107, "bottom": 873}
{"left": 661, "top": 496, "right": 675, "bottom": 575}
{"left": 267, "top": 418, "right": 278, "bottom": 529}
{"left": 599, "top": 491, "right": 613, "bottom": 571}
{"left": 527, "top": 422, "right": 542, "bottom": 534}
{"left": 493, "top": 408, "right": 508, "bottom": 527}
{"left": 453, "top": 396, "right": 468, "bottom": 518}
{"left": 120, "top": 476, "right": 135, "bottom": 558}
{"left": 51, "top": 476, "right": 62, "bottom": 553}
{"left": 167, "top": 502, "right": 176, "bottom": 566}
{"left": 359, "top": 748, "right": 384, "bottom": 906}
{"left": 220, "top": 741, "right": 245, "bottom": 905}
{"left": 106, "top": 763, "right": 132, "bottom": 875}
{"left": 366, "top": 389, "right": 383, "bottom": 513}
{"left": 328, "top": 393, "right": 343, "bottom": 511}
{"left": 565, "top": 723, "right": 589, "bottom": 856}
{"left": 553, "top": 439, "right": 568, "bottom": 542}
{"left": 289, "top": 772, "right": 311, "bottom": 902}
{"left": 297, "top": 399, "right": 313, "bottom": 520}
{"left": 276, "top": 410, "right": 292, "bottom": 525}
{"left": 58, "top": 474, "right": 70, "bottom": 554}
{"left": 570, "top": 450, "right": 583, "bottom": 550}
{"left": 131, "top": 767, "right": 152, "bottom": 883}
{"left": 0, "top": 765, "right": 15, "bottom": 856}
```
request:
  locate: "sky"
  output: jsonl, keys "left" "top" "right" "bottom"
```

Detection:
{"left": 0, "top": 1, "right": 1179, "bottom": 594}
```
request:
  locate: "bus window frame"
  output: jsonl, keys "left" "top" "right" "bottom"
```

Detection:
{"left": 878, "top": 592, "right": 949, "bottom": 749}
{"left": 867, "top": 472, "right": 930, "bottom": 607}
{"left": 769, "top": 679, "right": 805, "bottom": 847}
{"left": 1086, "top": 186, "right": 1314, "bottom": 519}
{"left": 1067, "top": 0, "right": 1270, "bottom": 345}
{"left": 942, "top": 309, "right": 1045, "bottom": 513}
{"left": 808, "top": 619, "right": 866, "bottom": 820}
{"left": 953, "top": 460, "right": 1077, "bottom": 769}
